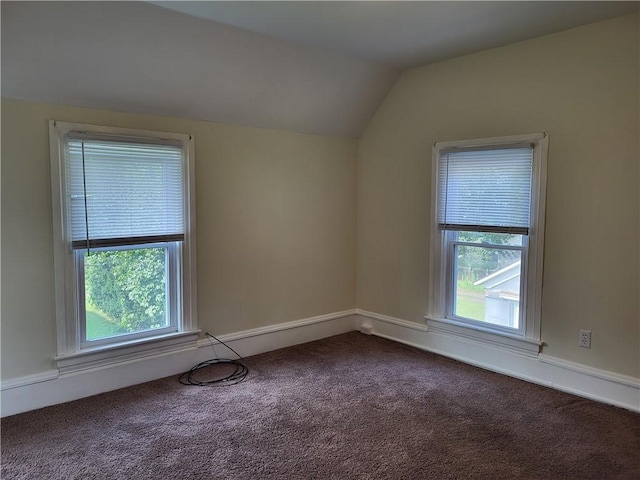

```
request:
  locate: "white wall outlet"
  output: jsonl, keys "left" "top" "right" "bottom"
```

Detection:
{"left": 579, "top": 329, "right": 591, "bottom": 348}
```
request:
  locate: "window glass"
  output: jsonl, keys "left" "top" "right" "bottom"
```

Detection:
{"left": 83, "top": 246, "right": 169, "bottom": 341}
{"left": 456, "top": 231, "right": 524, "bottom": 246}
{"left": 453, "top": 244, "right": 522, "bottom": 329}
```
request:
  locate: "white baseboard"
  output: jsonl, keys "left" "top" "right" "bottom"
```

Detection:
{"left": 1, "top": 310, "right": 357, "bottom": 417}
{"left": 4, "top": 308, "right": 637, "bottom": 416}
{"left": 356, "top": 310, "right": 640, "bottom": 412}
{"left": 0, "top": 370, "right": 60, "bottom": 391}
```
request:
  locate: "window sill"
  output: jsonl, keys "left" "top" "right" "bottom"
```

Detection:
{"left": 55, "top": 330, "right": 201, "bottom": 375}
{"left": 425, "top": 316, "right": 541, "bottom": 356}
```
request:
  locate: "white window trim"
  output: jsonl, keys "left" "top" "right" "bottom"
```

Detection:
{"left": 426, "top": 133, "right": 548, "bottom": 356}
{"left": 49, "top": 121, "right": 199, "bottom": 374}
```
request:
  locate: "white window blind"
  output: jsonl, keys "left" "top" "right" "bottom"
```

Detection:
{"left": 66, "top": 136, "right": 185, "bottom": 249}
{"left": 437, "top": 145, "right": 533, "bottom": 234}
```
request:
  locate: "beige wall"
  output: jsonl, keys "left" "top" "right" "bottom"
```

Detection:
{"left": 358, "top": 13, "right": 639, "bottom": 377}
{"left": 1, "top": 99, "right": 357, "bottom": 380}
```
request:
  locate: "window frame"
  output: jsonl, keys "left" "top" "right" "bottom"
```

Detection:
{"left": 426, "top": 133, "right": 548, "bottom": 355}
{"left": 49, "top": 121, "right": 199, "bottom": 373}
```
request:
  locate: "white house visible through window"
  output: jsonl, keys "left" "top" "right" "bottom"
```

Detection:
{"left": 427, "top": 134, "right": 547, "bottom": 354}
{"left": 50, "top": 122, "right": 198, "bottom": 372}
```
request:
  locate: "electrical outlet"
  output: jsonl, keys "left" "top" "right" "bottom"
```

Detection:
{"left": 579, "top": 330, "right": 591, "bottom": 348}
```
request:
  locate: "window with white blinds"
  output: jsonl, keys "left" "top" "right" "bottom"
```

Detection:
{"left": 65, "top": 136, "right": 185, "bottom": 249}
{"left": 437, "top": 145, "right": 533, "bottom": 235}
{"left": 50, "top": 121, "right": 198, "bottom": 365}
{"left": 428, "top": 133, "right": 548, "bottom": 354}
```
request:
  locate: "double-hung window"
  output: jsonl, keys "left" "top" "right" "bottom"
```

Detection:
{"left": 49, "top": 122, "right": 198, "bottom": 372}
{"left": 427, "top": 133, "right": 548, "bottom": 354}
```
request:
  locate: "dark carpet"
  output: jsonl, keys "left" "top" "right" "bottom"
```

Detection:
{"left": 2, "top": 332, "right": 639, "bottom": 479}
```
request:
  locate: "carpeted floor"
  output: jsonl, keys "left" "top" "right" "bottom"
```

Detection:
{"left": 2, "top": 332, "right": 639, "bottom": 479}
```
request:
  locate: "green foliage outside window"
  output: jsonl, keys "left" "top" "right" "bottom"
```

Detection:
{"left": 84, "top": 248, "right": 167, "bottom": 335}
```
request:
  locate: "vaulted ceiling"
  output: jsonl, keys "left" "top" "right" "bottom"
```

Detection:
{"left": 153, "top": 1, "right": 639, "bottom": 69}
{"left": 2, "top": 1, "right": 637, "bottom": 138}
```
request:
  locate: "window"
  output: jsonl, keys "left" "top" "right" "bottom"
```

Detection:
{"left": 49, "top": 122, "right": 198, "bottom": 372}
{"left": 427, "top": 133, "right": 547, "bottom": 354}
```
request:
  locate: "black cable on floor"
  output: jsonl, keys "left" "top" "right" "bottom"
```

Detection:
{"left": 179, "top": 332, "right": 249, "bottom": 386}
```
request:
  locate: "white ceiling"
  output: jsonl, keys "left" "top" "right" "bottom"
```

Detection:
{"left": 2, "top": 2, "right": 637, "bottom": 138}
{"left": 153, "top": 1, "right": 640, "bottom": 69}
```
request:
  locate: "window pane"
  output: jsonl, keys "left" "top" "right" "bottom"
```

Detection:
{"left": 84, "top": 247, "right": 168, "bottom": 341}
{"left": 456, "top": 231, "right": 523, "bottom": 246}
{"left": 454, "top": 245, "right": 522, "bottom": 329}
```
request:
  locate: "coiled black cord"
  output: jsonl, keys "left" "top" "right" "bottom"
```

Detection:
{"left": 179, "top": 332, "right": 249, "bottom": 386}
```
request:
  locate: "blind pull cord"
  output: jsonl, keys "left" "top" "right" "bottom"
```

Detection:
{"left": 81, "top": 141, "right": 90, "bottom": 255}
{"left": 443, "top": 152, "right": 450, "bottom": 235}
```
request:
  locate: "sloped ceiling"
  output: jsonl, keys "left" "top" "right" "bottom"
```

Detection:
{"left": 153, "top": 1, "right": 639, "bottom": 69}
{"left": 2, "top": 1, "right": 637, "bottom": 138}
{"left": 1, "top": 1, "right": 398, "bottom": 138}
